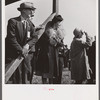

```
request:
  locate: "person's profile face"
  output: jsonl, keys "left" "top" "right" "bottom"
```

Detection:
{"left": 55, "top": 21, "right": 61, "bottom": 28}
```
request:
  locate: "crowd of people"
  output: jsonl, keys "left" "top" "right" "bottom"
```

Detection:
{"left": 5, "top": 2, "right": 96, "bottom": 84}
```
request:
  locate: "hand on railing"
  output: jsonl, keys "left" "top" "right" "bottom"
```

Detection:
{"left": 22, "top": 44, "right": 29, "bottom": 58}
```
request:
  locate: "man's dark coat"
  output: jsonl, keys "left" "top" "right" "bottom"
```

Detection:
{"left": 5, "top": 16, "right": 37, "bottom": 62}
{"left": 5, "top": 16, "right": 38, "bottom": 83}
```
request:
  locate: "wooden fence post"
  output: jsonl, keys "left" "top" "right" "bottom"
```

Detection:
{"left": 53, "top": 0, "right": 59, "bottom": 15}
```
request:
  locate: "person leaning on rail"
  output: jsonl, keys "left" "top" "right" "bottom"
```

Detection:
{"left": 5, "top": 2, "right": 38, "bottom": 84}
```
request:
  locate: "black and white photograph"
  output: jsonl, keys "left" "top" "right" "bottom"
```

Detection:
{"left": 2, "top": 0, "right": 99, "bottom": 100}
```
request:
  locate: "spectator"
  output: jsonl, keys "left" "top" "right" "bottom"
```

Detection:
{"left": 86, "top": 36, "right": 96, "bottom": 84}
{"left": 70, "top": 28, "right": 92, "bottom": 84}
{"left": 5, "top": 2, "right": 38, "bottom": 84}
{"left": 63, "top": 45, "right": 69, "bottom": 68}
{"left": 36, "top": 15, "right": 64, "bottom": 84}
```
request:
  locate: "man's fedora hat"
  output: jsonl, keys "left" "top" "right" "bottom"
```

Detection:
{"left": 17, "top": 2, "right": 36, "bottom": 11}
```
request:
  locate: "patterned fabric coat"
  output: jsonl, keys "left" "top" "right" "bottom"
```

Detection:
{"left": 36, "top": 21, "right": 64, "bottom": 78}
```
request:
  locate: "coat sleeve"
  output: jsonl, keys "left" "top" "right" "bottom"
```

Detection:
{"left": 76, "top": 35, "right": 92, "bottom": 48}
{"left": 36, "top": 33, "right": 49, "bottom": 48}
{"left": 7, "top": 19, "right": 23, "bottom": 53}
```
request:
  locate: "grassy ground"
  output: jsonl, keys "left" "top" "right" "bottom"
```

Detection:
{"left": 31, "top": 68, "right": 75, "bottom": 84}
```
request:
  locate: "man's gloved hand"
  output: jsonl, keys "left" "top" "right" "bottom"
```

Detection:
{"left": 22, "top": 44, "right": 29, "bottom": 58}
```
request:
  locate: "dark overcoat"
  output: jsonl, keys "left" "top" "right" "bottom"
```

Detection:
{"left": 35, "top": 21, "right": 64, "bottom": 79}
{"left": 86, "top": 41, "right": 96, "bottom": 79}
{"left": 5, "top": 16, "right": 38, "bottom": 83}
{"left": 5, "top": 16, "right": 37, "bottom": 61}
{"left": 36, "top": 33, "right": 61, "bottom": 78}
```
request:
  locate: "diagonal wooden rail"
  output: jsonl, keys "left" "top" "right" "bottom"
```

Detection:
{"left": 5, "top": 56, "right": 24, "bottom": 83}
{"left": 5, "top": 13, "right": 56, "bottom": 83}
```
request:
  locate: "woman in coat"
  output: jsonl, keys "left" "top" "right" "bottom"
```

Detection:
{"left": 70, "top": 28, "right": 92, "bottom": 84}
{"left": 36, "top": 15, "right": 64, "bottom": 84}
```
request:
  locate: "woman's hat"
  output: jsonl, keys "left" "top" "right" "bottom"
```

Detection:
{"left": 17, "top": 2, "right": 36, "bottom": 11}
{"left": 52, "top": 15, "right": 63, "bottom": 23}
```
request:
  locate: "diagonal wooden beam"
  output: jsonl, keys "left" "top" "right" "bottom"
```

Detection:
{"left": 53, "top": 0, "right": 59, "bottom": 15}
{"left": 5, "top": 56, "right": 24, "bottom": 83}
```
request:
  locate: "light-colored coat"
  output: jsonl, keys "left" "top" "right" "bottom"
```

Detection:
{"left": 70, "top": 36, "right": 92, "bottom": 80}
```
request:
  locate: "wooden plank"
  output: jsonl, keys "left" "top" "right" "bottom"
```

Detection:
{"left": 37, "top": 13, "right": 56, "bottom": 39}
{"left": 5, "top": 56, "right": 24, "bottom": 83}
{"left": 5, "top": 13, "right": 56, "bottom": 83}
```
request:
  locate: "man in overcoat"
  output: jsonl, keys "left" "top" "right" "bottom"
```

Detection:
{"left": 5, "top": 2, "right": 38, "bottom": 84}
{"left": 70, "top": 28, "right": 92, "bottom": 84}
